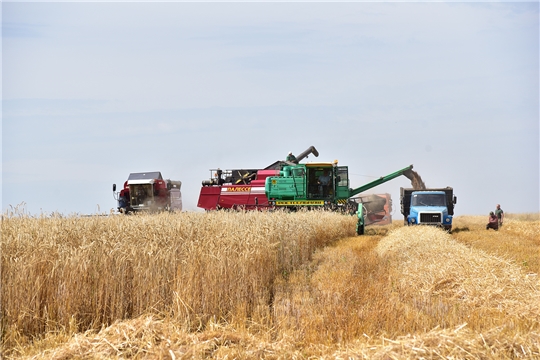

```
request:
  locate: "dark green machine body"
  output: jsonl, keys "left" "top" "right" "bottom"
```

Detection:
{"left": 265, "top": 163, "right": 414, "bottom": 234}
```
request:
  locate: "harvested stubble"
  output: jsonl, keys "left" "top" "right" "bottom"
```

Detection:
{"left": 376, "top": 226, "right": 539, "bottom": 323}
{"left": 1, "top": 211, "right": 356, "bottom": 349}
{"left": 10, "top": 314, "right": 540, "bottom": 359}
{"left": 375, "top": 226, "right": 539, "bottom": 356}
{"left": 270, "top": 225, "right": 539, "bottom": 357}
{"left": 11, "top": 318, "right": 540, "bottom": 359}
{"left": 452, "top": 215, "right": 540, "bottom": 274}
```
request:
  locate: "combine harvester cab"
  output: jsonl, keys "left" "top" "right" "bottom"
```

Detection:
{"left": 265, "top": 161, "right": 351, "bottom": 208}
{"left": 197, "top": 146, "right": 319, "bottom": 210}
{"left": 113, "top": 171, "right": 182, "bottom": 214}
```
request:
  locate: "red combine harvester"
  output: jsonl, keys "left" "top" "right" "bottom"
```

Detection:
{"left": 351, "top": 193, "right": 392, "bottom": 226}
{"left": 197, "top": 146, "right": 319, "bottom": 210}
{"left": 113, "top": 171, "right": 182, "bottom": 214}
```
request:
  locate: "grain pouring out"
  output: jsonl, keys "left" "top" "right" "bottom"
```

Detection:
{"left": 404, "top": 169, "right": 427, "bottom": 190}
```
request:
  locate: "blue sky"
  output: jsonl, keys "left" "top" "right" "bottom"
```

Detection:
{"left": 2, "top": 2, "right": 539, "bottom": 216}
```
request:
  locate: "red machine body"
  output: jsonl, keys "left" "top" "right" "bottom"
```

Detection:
{"left": 197, "top": 146, "right": 319, "bottom": 211}
{"left": 352, "top": 193, "right": 392, "bottom": 226}
{"left": 198, "top": 169, "right": 279, "bottom": 210}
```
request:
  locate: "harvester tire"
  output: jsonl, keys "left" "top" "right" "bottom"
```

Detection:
{"left": 357, "top": 224, "right": 365, "bottom": 235}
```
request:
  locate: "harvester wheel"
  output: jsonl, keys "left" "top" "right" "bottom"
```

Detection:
{"left": 357, "top": 224, "right": 365, "bottom": 235}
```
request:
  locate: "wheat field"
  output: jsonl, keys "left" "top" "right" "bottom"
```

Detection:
{"left": 1, "top": 211, "right": 538, "bottom": 359}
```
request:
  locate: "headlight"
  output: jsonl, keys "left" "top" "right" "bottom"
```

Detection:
{"left": 410, "top": 218, "right": 416, "bottom": 223}
{"left": 445, "top": 218, "right": 450, "bottom": 223}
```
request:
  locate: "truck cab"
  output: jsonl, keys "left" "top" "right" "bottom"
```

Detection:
{"left": 400, "top": 188, "right": 457, "bottom": 231}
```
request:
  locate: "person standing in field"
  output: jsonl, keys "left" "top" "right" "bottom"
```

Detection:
{"left": 495, "top": 204, "right": 504, "bottom": 227}
{"left": 486, "top": 211, "right": 499, "bottom": 230}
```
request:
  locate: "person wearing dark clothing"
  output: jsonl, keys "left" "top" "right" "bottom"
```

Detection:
{"left": 495, "top": 204, "right": 504, "bottom": 227}
{"left": 286, "top": 152, "right": 297, "bottom": 163}
{"left": 486, "top": 211, "right": 499, "bottom": 230}
{"left": 216, "top": 168, "right": 225, "bottom": 185}
{"left": 318, "top": 170, "right": 331, "bottom": 197}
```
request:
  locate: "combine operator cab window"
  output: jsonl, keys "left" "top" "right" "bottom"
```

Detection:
{"left": 306, "top": 167, "right": 338, "bottom": 199}
{"left": 131, "top": 184, "right": 153, "bottom": 206}
{"left": 336, "top": 167, "right": 348, "bottom": 187}
{"left": 306, "top": 168, "right": 321, "bottom": 199}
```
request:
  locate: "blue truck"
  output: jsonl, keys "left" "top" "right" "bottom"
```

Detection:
{"left": 400, "top": 187, "right": 457, "bottom": 231}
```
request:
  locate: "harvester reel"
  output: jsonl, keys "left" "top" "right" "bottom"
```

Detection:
{"left": 235, "top": 171, "right": 256, "bottom": 185}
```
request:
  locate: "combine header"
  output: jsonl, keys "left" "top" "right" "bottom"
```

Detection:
{"left": 113, "top": 171, "right": 182, "bottom": 214}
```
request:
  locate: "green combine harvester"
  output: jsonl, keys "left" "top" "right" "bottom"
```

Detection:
{"left": 265, "top": 161, "right": 414, "bottom": 235}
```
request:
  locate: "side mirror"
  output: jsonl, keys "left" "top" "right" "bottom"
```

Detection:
{"left": 453, "top": 196, "right": 457, "bottom": 204}
{"left": 113, "top": 184, "right": 117, "bottom": 192}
